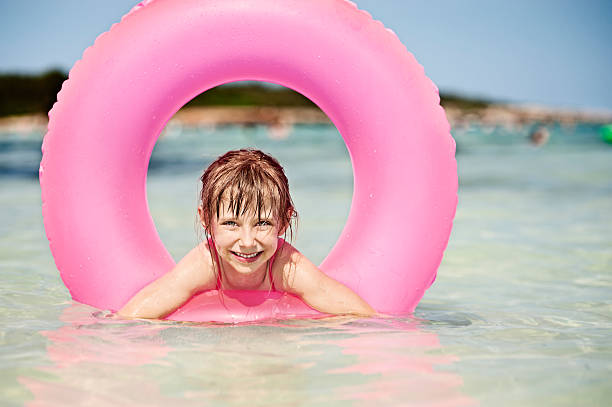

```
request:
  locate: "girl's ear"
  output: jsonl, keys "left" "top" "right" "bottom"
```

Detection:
{"left": 277, "top": 209, "right": 292, "bottom": 237}
{"left": 197, "top": 206, "right": 206, "bottom": 228}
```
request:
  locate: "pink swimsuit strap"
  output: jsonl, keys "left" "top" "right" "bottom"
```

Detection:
{"left": 209, "top": 238, "right": 279, "bottom": 291}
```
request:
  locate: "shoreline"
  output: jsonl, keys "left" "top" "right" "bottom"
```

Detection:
{"left": 1, "top": 104, "right": 611, "bottom": 135}
{"left": 443, "top": 104, "right": 612, "bottom": 127}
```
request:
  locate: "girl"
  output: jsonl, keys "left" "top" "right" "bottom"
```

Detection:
{"left": 119, "top": 149, "right": 375, "bottom": 319}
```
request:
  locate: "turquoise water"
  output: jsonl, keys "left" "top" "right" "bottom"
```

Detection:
{"left": 1, "top": 121, "right": 611, "bottom": 406}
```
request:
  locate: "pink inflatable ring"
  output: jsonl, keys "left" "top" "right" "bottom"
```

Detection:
{"left": 40, "top": 0, "right": 457, "bottom": 323}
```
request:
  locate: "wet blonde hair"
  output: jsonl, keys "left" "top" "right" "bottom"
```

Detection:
{"left": 199, "top": 149, "right": 298, "bottom": 240}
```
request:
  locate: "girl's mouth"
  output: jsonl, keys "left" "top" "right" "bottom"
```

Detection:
{"left": 230, "top": 251, "right": 263, "bottom": 263}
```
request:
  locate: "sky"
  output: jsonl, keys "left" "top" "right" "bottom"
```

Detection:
{"left": 1, "top": 0, "right": 611, "bottom": 111}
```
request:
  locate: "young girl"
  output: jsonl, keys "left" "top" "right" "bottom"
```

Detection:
{"left": 119, "top": 149, "right": 375, "bottom": 319}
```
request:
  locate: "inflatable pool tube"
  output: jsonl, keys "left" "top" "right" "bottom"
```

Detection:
{"left": 40, "top": 0, "right": 457, "bottom": 323}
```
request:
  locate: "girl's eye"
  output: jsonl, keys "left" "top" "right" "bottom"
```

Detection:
{"left": 256, "top": 220, "right": 272, "bottom": 227}
{"left": 222, "top": 221, "right": 238, "bottom": 227}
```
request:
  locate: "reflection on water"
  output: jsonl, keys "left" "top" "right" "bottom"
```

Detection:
{"left": 20, "top": 305, "right": 474, "bottom": 407}
{"left": 19, "top": 306, "right": 177, "bottom": 406}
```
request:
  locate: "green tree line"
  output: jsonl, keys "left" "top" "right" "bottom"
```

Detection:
{"left": 0, "top": 70, "right": 489, "bottom": 117}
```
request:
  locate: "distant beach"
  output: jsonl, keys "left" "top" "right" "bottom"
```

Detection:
{"left": 1, "top": 103, "right": 611, "bottom": 136}
{"left": 1, "top": 71, "right": 611, "bottom": 135}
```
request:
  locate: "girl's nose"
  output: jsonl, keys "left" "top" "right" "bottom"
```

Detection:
{"left": 238, "top": 227, "right": 256, "bottom": 247}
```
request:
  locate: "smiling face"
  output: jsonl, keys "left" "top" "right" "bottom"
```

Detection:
{"left": 198, "top": 149, "right": 298, "bottom": 288}
{"left": 204, "top": 202, "right": 282, "bottom": 289}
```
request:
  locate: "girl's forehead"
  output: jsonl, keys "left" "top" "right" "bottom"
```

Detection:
{"left": 217, "top": 199, "right": 276, "bottom": 219}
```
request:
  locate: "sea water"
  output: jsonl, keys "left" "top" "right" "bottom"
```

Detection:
{"left": 0, "top": 121, "right": 610, "bottom": 406}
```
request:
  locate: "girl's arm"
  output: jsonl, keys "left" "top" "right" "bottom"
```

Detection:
{"left": 117, "top": 242, "right": 216, "bottom": 319}
{"left": 274, "top": 242, "right": 377, "bottom": 317}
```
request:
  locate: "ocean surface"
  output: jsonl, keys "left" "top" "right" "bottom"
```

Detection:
{"left": 1, "top": 121, "right": 610, "bottom": 406}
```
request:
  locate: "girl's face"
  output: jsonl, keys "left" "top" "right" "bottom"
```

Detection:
{"left": 206, "top": 202, "right": 283, "bottom": 283}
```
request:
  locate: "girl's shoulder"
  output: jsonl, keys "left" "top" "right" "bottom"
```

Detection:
{"left": 273, "top": 238, "right": 300, "bottom": 267}
{"left": 188, "top": 240, "right": 216, "bottom": 267}
{"left": 171, "top": 240, "right": 217, "bottom": 290}
{"left": 271, "top": 239, "right": 319, "bottom": 293}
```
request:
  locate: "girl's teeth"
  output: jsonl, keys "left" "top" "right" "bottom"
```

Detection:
{"left": 234, "top": 252, "right": 259, "bottom": 259}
